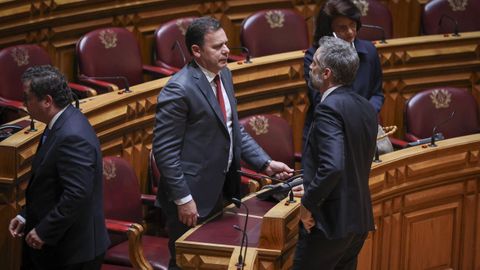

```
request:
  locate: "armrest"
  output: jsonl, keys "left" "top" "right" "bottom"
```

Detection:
{"left": 105, "top": 219, "right": 153, "bottom": 270}
{"left": 389, "top": 136, "right": 409, "bottom": 149}
{"left": 0, "top": 97, "right": 24, "bottom": 110}
{"left": 239, "top": 167, "right": 272, "bottom": 186}
{"left": 68, "top": 82, "right": 97, "bottom": 98}
{"left": 142, "top": 64, "right": 175, "bottom": 77}
{"left": 228, "top": 54, "right": 244, "bottom": 62}
{"left": 141, "top": 194, "right": 156, "bottom": 206}
{"left": 153, "top": 61, "right": 181, "bottom": 74}
{"left": 404, "top": 133, "right": 420, "bottom": 142}
{"left": 294, "top": 152, "right": 302, "bottom": 162}
{"left": 78, "top": 77, "right": 118, "bottom": 94}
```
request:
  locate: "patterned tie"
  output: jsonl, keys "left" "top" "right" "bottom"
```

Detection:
{"left": 214, "top": 75, "right": 227, "bottom": 122}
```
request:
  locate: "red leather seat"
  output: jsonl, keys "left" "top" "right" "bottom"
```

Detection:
{"left": 153, "top": 17, "right": 197, "bottom": 73}
{"left": 356, "top": 0, "right": 393, "bottom": 41}
{"left": 102, "top": 156, "right": 169, "bottom": 270}
{"left": 240, "top": 9, "right": 309, "bottom": 57}
{"left": 0, "top": 44, "right": 94, "bottom": 123}
{"left": 76, "top": 27, "right": 173, "bottom": 94}
{"left": 404, "top": 87, "right": 480, "bottom": 141}
{"left": 422, "top": 0, "right": 480, "bottom": 35}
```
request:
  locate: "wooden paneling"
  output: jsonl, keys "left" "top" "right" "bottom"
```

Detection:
{"left": 360, "top": 134, "right": 480, "bottom": 270}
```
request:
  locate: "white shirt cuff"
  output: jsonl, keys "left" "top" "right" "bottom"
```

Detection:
{"left": 15, "top": 215, "right": 26, "bottom": 224}
{"left": 174, "top": 195, "right": 193, "bottom": 205}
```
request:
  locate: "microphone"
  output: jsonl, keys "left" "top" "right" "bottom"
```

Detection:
{"left": 171, "top": 40, "right": 187, "bottom": 67}
{"left": 361, "top": 24, "right": 387, "bottom": 44}
{"left": 430, "top": 110, "right": 455, "bottom": 147}
{"left": 15, "top": 107, "right": 37, "bottom": 132}
{"left": 79, "top": 75, "right": 131, "bottom": 93}
{"left": 231, "top": 198, "right": 249, "bottom": 270}
{"left": 256, "top": 175, "right": 303, "bottom": 201}
{"left": 438, "top": 14, "right": 460, "bottom": 36}
{"left": 230, "top": 47, "right": 252, "bottom": 63}
{"left": 406, "top": 133, "right": 444, "bottom": 147}
{"left": 233, "top": 225, "right": 249, "bottom": 270}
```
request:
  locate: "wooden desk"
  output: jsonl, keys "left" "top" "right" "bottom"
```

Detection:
{"left": 176, "top": 193, "right": 300, "bottom": 270}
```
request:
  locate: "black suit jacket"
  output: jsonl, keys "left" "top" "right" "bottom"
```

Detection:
{"left": 21, "top": 105, "right": 110, "bottom": 267}
{"left": 302, "top": 86, "right": 377, "bottom": 239}
{"left": 153, "top": 62, "right": 270, "bottom": 217}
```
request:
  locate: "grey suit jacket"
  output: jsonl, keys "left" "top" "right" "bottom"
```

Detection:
{"left": 153, "top": 62, "right": 270, "bottom": 217}
{"left": 302, "top": 87, "right": 378, "bottom": 239}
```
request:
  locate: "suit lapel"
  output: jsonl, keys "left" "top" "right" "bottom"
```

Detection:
{"left": 31, "top": 105, "right": 74, "bottom": 176}
{"left": 191, "top": 63, "right": 228, "bottom": 129}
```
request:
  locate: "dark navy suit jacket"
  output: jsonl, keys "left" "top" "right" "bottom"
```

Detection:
{"left": 303, "top": 38, "right": 384, "bottom": 142}
{"left": 302, "top": 86, "right": 377, "bottom": 239}
{"left": 21, "top": 105, "right": 110, "bottom": 267}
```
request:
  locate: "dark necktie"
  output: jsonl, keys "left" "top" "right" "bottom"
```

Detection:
{"left": 41, "top": 128, "right": 50, "bottom": 145}
{"left": 214, "top": 75, "right": 226, "bottom": 122}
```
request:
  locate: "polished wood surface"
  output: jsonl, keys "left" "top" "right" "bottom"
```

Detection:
{"left": 358, "top": 134, "right": 480, "bottom": 270}
{"left": 176, "top": 193, "right": 300, "bottom": 270}
{"left": 1, "top": 29, "right": 479, "bottom": 269}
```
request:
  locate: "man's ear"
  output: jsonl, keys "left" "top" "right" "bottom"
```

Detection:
{"left": 323, "top": 67, "right": 332, "bottom": 80}
{"left": 191, "top": 44, "right": 201, "bottom": 58}
{"left": 42, "top": 94, "right": 54, "bottom": 108}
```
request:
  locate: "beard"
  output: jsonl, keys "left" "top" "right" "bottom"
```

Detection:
{"left": 309, "top": 70, "right": 324, "bottom": 90}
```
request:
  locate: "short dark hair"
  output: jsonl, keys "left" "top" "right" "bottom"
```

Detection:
{"left": 21, "top": 65, "right": 73, "bottom": 108}
{"left": 313, "top": 0, "right": 362, "bottom": 47}
{"left": 185, "top": 16, "right": 222, "bottom": 55}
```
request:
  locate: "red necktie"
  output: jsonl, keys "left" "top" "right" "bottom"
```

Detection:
{"left": 214, "top": 75, "right": 227, "bottom": 122}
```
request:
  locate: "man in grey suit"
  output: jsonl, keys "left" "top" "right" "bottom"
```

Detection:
{"left": 292, "top": 37, "right": 378, "bottom": 270}
{"left": 152, "top": 17, "right": 293, "bottom": 269}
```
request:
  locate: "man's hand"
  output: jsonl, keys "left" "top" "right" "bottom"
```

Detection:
{"left": 291, "top": 184, "right": 305, "bottom": 197}
{"left": 300, "top": 204, "right": 315, "bottom": 233}
{"left": 178, "top": 199, "right": 199, "bottom": 227}
{"left": 9, "top": 217, "right": 25, "bottom": 238}
{"left": 25, "top": 229, "right": 44, "bottom": 250}
{"left": 264, "top": 160, "right": 293, "bottom": 180}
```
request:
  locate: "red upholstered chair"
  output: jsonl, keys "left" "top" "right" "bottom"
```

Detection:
{"left": 422, "top": 0, "right": 480, "bottom": 35}
{"left": 240, "top": 114, "right": 300, "bottom": 169}
{"left": 356, "top": 0, "right": 393, "bottom": 41}
{"left": 404, "top": 87, "right": 480, "bottom": 142}
{"left": 76, "top": 27, "right": 174, "bottom": 94}
{"left": 0, "top": 44, "right": 95, "bottom": 123}
{"left": 240, "top": 9, "right": 309, "bottom": 57}
{"left": 102, "top": 156, "right": 169, "bottom": 270}
{"left": 153, "top": 17, "right": 197, "bottom": 73}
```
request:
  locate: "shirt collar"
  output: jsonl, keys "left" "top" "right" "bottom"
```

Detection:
{"left": 47, "top": 105, "right": 68, "bottom": 130}
{"left": 195, "top": 61, "right": 219, "bottom": 83}
{"left": 320, "top": 85, "right": 343, "bottom": 103}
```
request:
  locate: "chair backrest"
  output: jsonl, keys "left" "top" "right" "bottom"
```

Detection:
{"left": 422, "top": 0, "right": 480, "bottom": 35}
{"left": 153, "top": 17, "right": 196, "bottom": 71}
{"left": 240, "top": 9, "right": 309, "bottom": 57}
{"left": 103, "top": 156, "right": 142, "bottom": 224}
{"left": 405, "top": 87, "right": 480, "bottom": 140}
{"left": 0, "top": 44, "right": 52, "bottom": 101}
{"left": 76, "top": 27, "right": 144, "bottom": 89}
{"left": 356, "top": 0, "right": 393, "bottom": 40}
{"left": 239, "top": 114, "right": 295, "bottom": 168}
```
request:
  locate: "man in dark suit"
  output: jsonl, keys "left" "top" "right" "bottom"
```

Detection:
{"left": 152, "top": 16, "right": 293, "bottom": 269}
{"left": 292, "top": 37, "right": 378, "bottom": 270}
{"left": 8, "top": 65, "right": 110, "bottom": 270}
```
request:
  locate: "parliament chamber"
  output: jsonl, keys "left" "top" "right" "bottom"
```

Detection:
{"left": 1, "top": 1, "right": 480, "bottom": 269}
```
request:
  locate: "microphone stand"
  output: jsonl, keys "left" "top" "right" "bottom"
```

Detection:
{"left": 171, "top": 40, "right": 187, "bottom": 67}
{"left": 15, "top": 107, "right": 37, "bottom": 132}
{"left": 233, "top": 225, "right": 249, "bottom": 270}
{"left": 439, "top": 14, "right": 460, "bottom": 37}
{"left": 373, "top": 146, "right": 381, "bottom": 163}
{"left": 232, "top": 198, "right": 249, "bottom": 270}
{"left": 429, "top": 111, "right": 455, "bottom": 147}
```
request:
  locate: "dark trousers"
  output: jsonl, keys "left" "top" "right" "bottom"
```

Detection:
{"left": 163, "top": 195, "right": 224, "bottom": 270}
{"left": 292, "top": 224, "right": 368, "bottom": 270}
{"left": 22, "top": 251, "right": 104, "bottom": 270}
